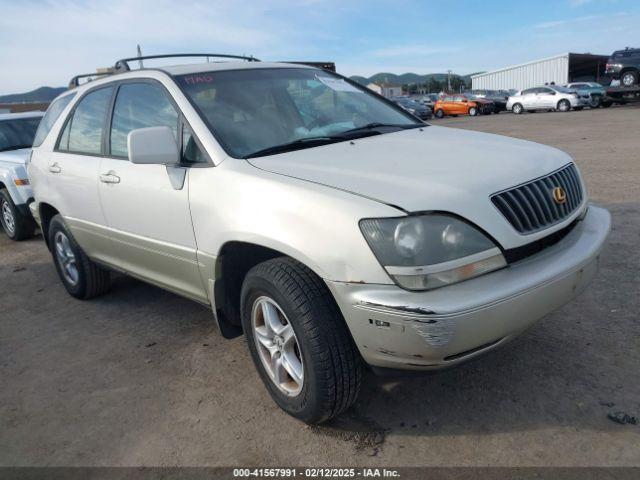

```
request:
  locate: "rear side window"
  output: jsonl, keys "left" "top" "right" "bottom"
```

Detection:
{"left": 33, "top": 93, "right": 75, "bottom": 147}
{"left": 109, "top": 83, "right": 179, "bottom": 157}
{"left": 58, "top": 87, "right": 113, "bottom": 155}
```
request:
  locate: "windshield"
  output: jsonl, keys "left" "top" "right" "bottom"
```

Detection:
{"left": 176, "top": 68, "right": 419, "bottom": 158}
{"left": 551, "top": 86, "right": 573, "bottom": 93}
{"left": 0, "top": 117, "right": 41, "bottom": 152}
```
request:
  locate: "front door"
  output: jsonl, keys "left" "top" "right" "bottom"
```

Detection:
{"left": 537, "top": 88, "right": 556, "bottom": 108}
{"left": 98, "top": 81, "right": 207, "bottom": 302}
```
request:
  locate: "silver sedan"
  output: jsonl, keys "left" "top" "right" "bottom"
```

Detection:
{"left": 507, "top": 86, "right": 590, "bottom": 114}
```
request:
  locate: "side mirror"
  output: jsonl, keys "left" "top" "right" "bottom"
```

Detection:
{"left": 128, "top": 126, "right": 179, "bottom": 165}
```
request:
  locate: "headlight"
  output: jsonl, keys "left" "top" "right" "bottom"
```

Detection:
{"left": 360, "top": 214, "right": 506, "bottom": 290}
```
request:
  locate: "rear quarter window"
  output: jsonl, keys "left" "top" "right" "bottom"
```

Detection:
{"left": 33, "top": 93, "right": 75, "bottom": 147}
{"left": 58, "top": 87, "right": 113, "bottom": 155}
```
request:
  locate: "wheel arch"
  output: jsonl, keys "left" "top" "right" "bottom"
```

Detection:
{"left": 38, "top": 203, "right": 60, "bottom": 249}
{"left": 212, "top": 240, "right": 329, "bottom": 339}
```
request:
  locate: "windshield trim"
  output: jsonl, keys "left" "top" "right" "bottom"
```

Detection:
{"left": 170, "top": 66, "right": 425, "bottom": 160}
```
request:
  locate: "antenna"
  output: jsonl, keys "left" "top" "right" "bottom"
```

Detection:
{"left": 137, "top": 45, "right": 144, "bottom": 69}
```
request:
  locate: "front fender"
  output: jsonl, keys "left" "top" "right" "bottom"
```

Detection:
{"left": 0, "top": 162, "right": 33, "bottom": 206}
{"left": 188, "top": 160, "right": 400, "bottom": 285}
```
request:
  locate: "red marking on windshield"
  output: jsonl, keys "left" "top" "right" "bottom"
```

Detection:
{"left": 182, "top": 75, "right": 214, "bottom": 85}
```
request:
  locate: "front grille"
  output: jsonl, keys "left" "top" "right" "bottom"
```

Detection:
{"left": 491, "top": 163, "right": 583, "bottom": 234}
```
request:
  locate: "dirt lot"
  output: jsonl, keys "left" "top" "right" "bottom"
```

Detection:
{"left": 1, "top": 106, "right": 639, "bottom": 467}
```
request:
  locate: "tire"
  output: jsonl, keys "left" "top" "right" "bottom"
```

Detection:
{"left": 468, "top": 107, "right": 478, "bottom": 116}
{"left": 621, "top": 70, "right": 638, "bottom": 87}
{"left": 48, "top": 214, "right": 110, "bottom": 299}
{"left": 590, "top": 95, "right": 602, "bottom": 108}
{"left": 601, "top": 101, "right": 612, "bottom": 108}
{"left": 0, "top": 188, "right": 36, "bottom": 241}
{"left": 435, "top": 109, "right": 444, "bottom": 118}
{"left": 512, "top": 103, "right": 523, "bottom": 114}
{"left": 241, "top": 257, "right": 362, "bottom": 424}
{"left": 557, "top": 99, "right": 571, "bottom": 112}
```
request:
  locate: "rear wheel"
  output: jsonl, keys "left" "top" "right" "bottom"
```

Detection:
{"left": 0, "top": 189, "right": 35, "bottom": 241}
{"left": 621, "top": 70, "right": 638, "bottom": 87}
{"left": 512, "top": 103, "right": 523, "bottom": 114}
{"left": 557, "top": 99, "right": 571, "bottom": 112}
{"left": 49, "top": 215, "right": 111, "bottom": 299}
{"left": 241, "top": 258, "right": 362, "bottom": 424}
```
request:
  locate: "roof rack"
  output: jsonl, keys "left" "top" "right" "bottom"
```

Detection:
{"left": 113, "top": 53, "right": 260, "bottom": 73}
{"left": 68, "top": 71, "right": 112, "bottom": 89}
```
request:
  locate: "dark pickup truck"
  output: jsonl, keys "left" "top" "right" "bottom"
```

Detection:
{"left": 605, "top": 47, "right": 640, "bottom": 87}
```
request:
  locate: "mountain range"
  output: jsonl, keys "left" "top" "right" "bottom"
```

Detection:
{"left": 350, "top": 72, "right": 481, "bottom": 86}
{"left": 0, "top": 86, "right": 67, "bottom": 104}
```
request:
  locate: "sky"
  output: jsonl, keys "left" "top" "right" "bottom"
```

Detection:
{"left": 0, "top": 0, "right": 638, "bottom": 94}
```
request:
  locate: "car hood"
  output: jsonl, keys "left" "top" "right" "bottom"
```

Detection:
{"left": 0, "top": 148, "right": 31, "bottom": 165}
{"left": 247, "top": 126, "right": 575, "bottom": 244}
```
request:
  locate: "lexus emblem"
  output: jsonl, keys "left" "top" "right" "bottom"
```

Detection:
{"left": 552, "top": 186, "right": 567, "bottom": 204}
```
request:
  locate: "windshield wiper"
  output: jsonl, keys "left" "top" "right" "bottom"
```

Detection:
{"left": 244, "top": 136, "right": 345, "bottom": 159}
{"left": 337, "top": 122, "right": 423, "bottom": 137}
{"left": 0, "top": 144, "right": 32, "bottom": 152}
{"left": 243, "top": 123, "right": 421, "bottom": 159}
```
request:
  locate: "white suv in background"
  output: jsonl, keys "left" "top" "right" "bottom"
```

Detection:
{"left": 28, "top": 54, "right": 610, "bottom": 424}
{"left": 0, "top": 112, "right": 44, "bottom": 240}
{"left": 507, "top": 85, "right": 589, "bottom": 114}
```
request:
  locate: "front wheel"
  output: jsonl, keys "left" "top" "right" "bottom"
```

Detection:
{"left": 512, "top": 103, "right": 523, "bottom": 114}
{"left": 241, "top": 258, "right": 362, "bottom": 424}
{"left": 468, "top": 106, "right": 478, "bottom": 116}
{"left": 557, "top": 99, "right": 571, "bottom": 112}
{"left": 48, "top": 215, "right": 111, "bottom": 299}
{"left": 0, "top": 189, "right": 36, "bottom": 241}
{"left": 590, "top": 95, "right": 602, "bottom": 108}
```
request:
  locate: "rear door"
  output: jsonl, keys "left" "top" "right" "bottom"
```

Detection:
{"left": 97, "top": 80, "right": 207, "bottom": 302}
{"left": 48, "top": 86, "right": 114, "bottom": 263}
{"left": 520, "top": 89, "right": 536, "bottom": 108}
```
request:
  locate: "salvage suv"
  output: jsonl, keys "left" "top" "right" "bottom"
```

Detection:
{"left": 0, "top": 112, "right": 43, "bottom": 240}
{"left": 28, "top": 54, "right": 611, "bottom": 424}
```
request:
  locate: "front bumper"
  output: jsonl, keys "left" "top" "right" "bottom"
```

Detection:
{"left": 327, "top": 205, "right": 611, "bottom": 371}
{"left": 570, "top": 97, "right": 590, "bottom": 107}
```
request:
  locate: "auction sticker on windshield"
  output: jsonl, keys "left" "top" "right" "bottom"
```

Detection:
{"left": 316, "top": 75, "right": 362, "bottom": 93}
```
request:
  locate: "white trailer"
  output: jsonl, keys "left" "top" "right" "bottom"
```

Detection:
{"left": 471, "top": 53, "right": 609, "bottom": 91}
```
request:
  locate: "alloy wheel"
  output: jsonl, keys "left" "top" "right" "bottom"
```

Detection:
{"left": 622, "top": 73, "right": 635, "bottom": 87}
{"left": 54, "top": 231, "right": 79, "bottom": 286}
{"left": 251, "top": 296, "right": 304, "bottom": 396}
{"left": 1, "top": 200, "right": 15, "bottom": 236}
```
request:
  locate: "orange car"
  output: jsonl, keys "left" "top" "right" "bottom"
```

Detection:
{"left": 433, "top": 94, "right": 494, "bottom": 118}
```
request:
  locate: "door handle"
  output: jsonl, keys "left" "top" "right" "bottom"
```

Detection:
{"left": 48, "top": 162, "right": 61, "bottom": 174}
{"left": 99, "top": 171, "right": 121, "bottom": 184}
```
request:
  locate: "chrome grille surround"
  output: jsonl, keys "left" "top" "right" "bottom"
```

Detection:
{"left": 491, "top": 163, "right": 584, "bottom": 234}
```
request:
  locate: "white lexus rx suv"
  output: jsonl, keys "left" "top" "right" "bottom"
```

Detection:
{"left": 28, "top": 54, "right": 610, "bottom": 423}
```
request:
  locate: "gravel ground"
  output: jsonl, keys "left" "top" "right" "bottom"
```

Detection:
{"left": 1, "top": 106, "right": 639, "bottom": 467}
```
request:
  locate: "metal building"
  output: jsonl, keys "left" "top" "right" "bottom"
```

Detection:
{"left": 471, "top": 53, "right": 609, "bottom": 91}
